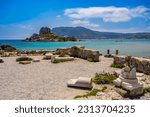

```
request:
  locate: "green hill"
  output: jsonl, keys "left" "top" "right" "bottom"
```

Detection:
{"left": 52, "top": 26, "right": 150, "bottom": 39}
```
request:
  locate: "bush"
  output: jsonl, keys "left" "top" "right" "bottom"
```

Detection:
{"left": 143, "top": 87, "right": 150, "bottom": 94}
{"left": 52, "top": 59, "right": 66, "bottom": 63}
{"left": 16, "top": 57, "right": 32, "bottom": 62}
{"left": 111, "top": 63, "right": 125, "bottom": 69}
{"left": 87, "top": 58, "right": 98, "bottom": 62}
{"left": 92, "top": 73, "right": 117, "bottom": 84}
{"left": 87, "top": 58, "right": 94, "bottom": 62}
{"left": 74, "top": 87, "right": 107, "bottom": 99}
{"left": 59, "top": 53, "right": 65, "bottom": 57}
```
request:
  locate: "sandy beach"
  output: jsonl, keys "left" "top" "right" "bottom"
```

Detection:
{"left": 0, "top": 56, "right": 116, "bottom": 100}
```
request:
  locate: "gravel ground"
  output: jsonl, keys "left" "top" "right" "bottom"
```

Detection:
{"left": 0, "top": 56, "right": 115, "bottom": 100}
{"left": 0, "top": 56, "right": 150, "bottom": 100}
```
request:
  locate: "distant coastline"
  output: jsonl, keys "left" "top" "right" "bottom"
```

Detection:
{"left": 52, "top": 26, "right": 150, "bottom": 39}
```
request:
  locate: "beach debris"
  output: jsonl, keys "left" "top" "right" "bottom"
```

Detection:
{"left": 32, "top": 58, "right": 40, "bottom": 62}
{"left": 19, "top": 61, "right": 31, "bottom": 64}
{"left": 113, "top": 56, "right": 143, "bottom": 97}
{"left": 67, "top": 77, "right": 92, "bottom": 89}
{"left": 0, "top": 58, "right": 4, "bottom": 63}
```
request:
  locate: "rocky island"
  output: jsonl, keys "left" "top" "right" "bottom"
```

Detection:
{"left": 24, "top": 27, "right": 78, "bottom": 42}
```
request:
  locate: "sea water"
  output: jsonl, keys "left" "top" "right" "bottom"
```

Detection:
{"left": 0, "top": 39, "right": 150, "bottom": 57}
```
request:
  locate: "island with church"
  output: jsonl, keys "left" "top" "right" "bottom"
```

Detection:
{"left": 24, "top": 27, "right": 78, "bottom": 42}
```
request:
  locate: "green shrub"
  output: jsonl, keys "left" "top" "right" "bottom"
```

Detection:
{"left": 87, "top": 58, "right": 94, "bottom": 62}
{"left": 52, "top": 59, "right": 66, "bottom": 63}
{"left": 74, "top": 87, "right": 107, "bottom": 99}
{"left": 92, "top": 73, "right": 117, "bottom": 84}
{"left": 59, "top": 53, "right": 65, "bottom": 57}
{"left": 143, "top": 87, "right": 150, "bottom": 94}
{"left": 16, "top": 57, "right": 32, "bottom": 62}
{"left": 87, "top": 57, "right": 98, "bottom": 62}
{"left": 111, "top": 63, "right": 125, "bottom": 69}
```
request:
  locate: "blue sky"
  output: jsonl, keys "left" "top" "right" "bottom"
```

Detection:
{"left": 0, "top": 0, "right": 150, "bottom": 39}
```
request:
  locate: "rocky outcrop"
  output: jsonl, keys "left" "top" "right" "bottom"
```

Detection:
{"left": 39, "top": 27, "right": 51, "bottom": 35}
{"left": 25, "top": 27, "right": 78, "bottom": 42}
{"left": 56, "top": 46, "right": 100, "bottom": 62}
{"left": 113, "top": 56, "right": 150, "bottom": 75}
{"left": 0, "top": 45, "right": 16, "bottom": 52}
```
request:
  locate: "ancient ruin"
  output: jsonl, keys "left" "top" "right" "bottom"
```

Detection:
{"left": 113, "top": 56, "right": 143, "bottom": 97}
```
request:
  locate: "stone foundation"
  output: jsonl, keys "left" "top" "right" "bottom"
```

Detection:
{"left": 56, "top": 46, "right": 100, "bottom": 62}
{"left": 113, "top": 56, "right": 150, "bottom": 75}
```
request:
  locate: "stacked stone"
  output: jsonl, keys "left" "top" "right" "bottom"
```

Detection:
{"left": 113, "top": 56, "right": 143, "bottom": 97}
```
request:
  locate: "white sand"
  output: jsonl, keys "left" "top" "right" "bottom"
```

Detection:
{"left": 0, "top": 56, "right": 115, "bottom": 100}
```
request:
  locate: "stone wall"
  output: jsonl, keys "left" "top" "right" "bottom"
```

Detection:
{"left": 56, "top": 46, "right": 100, "bottom": 62}
{"left": 55, "top": 48, "right": 71, "bottom": 55}
{"left": 113, "top": 56, "right": 150, "bottom": 75}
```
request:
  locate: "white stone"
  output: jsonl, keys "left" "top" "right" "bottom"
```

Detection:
{"left": 128, "top": 68, "right": 136, "bottom": 79}
{"left": 113, "top": 57, "right": 143, "bottom": 97}
{"left": 33, "top": 58, "right": 40, "bottom": 62}
{"left": 45, "top": 53, "right": 53, "bottom": 57}
{"left": 122, "top": 82, "right": 142, "bottom": 91}
{"left": 124, "top": 66, "right": 130, "bottom": 72}
{"left": 96, "top": 92, "right": 105, "bottom": 96}
{"left": 113, "top": 79, "right": 122, "bottom": 87}
{"left": 20, "top": 54, "right": 28, "bottom": 58}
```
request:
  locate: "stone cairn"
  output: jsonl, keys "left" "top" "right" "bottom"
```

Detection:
{"left": 113, "top": 56, "right": 143, "bottom": 97}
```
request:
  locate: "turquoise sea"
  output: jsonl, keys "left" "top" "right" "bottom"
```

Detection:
{"left": 0, "top": 39, "right": 150, "bottom": 57}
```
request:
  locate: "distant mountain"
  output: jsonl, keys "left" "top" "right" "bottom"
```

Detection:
{"left": 52, "top": 26, "right": 150, "bottom": 39}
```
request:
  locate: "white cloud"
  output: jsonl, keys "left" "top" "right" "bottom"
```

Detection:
{"left": 71, "top": 20, "right": 99, "bottom": 28}
{"left": 64, "top": 6, "right": 149, "bottom": 22}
